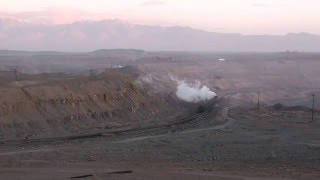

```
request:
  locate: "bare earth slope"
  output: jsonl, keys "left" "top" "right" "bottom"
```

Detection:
{"left": 0, "top": 72, "right": 176, "bottom": 141}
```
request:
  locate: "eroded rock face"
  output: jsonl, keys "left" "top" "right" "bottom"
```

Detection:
{"left": 0, "top": 73, "right": 174, "bottom": 140}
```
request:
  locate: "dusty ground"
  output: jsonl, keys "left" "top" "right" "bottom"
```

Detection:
{"left": 0, "top": 51, "right": 320, "bottom": 179}
{"left": 0, "top": 100, "right": 319, "bottom": 179}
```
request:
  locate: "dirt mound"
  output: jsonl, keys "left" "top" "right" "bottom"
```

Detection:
{"left": 272, "top": 103, "right": 312, "bottom": 112}
{"left": 112, "top": 65, "right": 142, "bottom": 78}
{"left": 0, "top": 72, "right": 178, "bottom": 141}
{"left": 90, "top": 49, "right": 145, "bottom": 57}
{"left": 272, "top": 103, "right": 286, "bottom": 110}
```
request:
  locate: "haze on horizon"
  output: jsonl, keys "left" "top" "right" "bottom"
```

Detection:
{"left": 1, "top": 0, "right": 320, "bottom": 35}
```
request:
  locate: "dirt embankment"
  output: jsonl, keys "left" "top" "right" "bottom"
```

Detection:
{"left": 0, "top": 72, "right": 176, "bottom": 141}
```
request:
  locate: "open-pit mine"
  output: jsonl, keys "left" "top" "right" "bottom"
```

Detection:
{"left": 0, "top": 50, "right": 319, "bottom": 179}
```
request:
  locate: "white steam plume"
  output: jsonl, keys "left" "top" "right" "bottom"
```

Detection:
{"left": 175, "top": 80, "right": 216, "bottom": 103}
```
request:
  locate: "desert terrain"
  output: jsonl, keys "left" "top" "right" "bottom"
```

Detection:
{"left": 0, "top": 50, "right": 319, "bottom": 179}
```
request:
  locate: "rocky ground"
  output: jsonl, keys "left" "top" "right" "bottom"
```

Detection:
{"left": 0, "top": 98, "right": 319, "bottom": 179}
{"left": 0, "top": 52, "right": 319, "bottom": 179}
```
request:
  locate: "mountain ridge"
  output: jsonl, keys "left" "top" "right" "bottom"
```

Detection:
{"left": 1, "top": 18, "right": 320, "bottom": 52}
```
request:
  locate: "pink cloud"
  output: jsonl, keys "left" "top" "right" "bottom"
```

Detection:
{"left": 141, "top": 0, "right": 166, "bottom": 6}
{"left": 0, "top": 7, "right": 117, "bottom": 24}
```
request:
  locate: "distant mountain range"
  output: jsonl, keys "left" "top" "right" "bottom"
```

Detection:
{"left": 0, "top": 49, "right": 146, "bottom": 57}
{"left": 0, "top": 18, "right": 320, "bottom": 52}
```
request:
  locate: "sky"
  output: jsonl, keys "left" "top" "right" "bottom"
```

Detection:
{"left": 0, "top": 0, "right": 320, "bottom": 35}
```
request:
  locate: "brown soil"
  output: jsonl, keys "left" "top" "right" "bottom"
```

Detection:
{"left": 0, "top": 52, "right": 320, "bottom": 179}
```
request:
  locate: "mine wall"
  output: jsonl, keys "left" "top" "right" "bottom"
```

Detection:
{"left": 0, "top": 76, "right": 175, "bottom": 140}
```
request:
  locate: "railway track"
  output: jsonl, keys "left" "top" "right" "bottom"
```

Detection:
{"left": 1, "top": 97, "right": 219, "bottom": 146}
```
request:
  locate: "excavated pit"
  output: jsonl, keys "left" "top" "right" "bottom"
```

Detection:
{"left": 0, "top": 71, "right": 190, "bottom": 141}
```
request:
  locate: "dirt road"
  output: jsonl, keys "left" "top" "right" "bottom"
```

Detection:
{"left": 0, "top": 95, "right": 319, "bottom": 179}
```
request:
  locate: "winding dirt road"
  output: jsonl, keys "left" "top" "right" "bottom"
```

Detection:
{"left": 114, "top": 107, "right": 235, "bottom": 143}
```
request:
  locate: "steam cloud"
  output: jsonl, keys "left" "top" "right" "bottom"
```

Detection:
{"left": 175, "top": 80, "right": 216, "bottom": 103}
